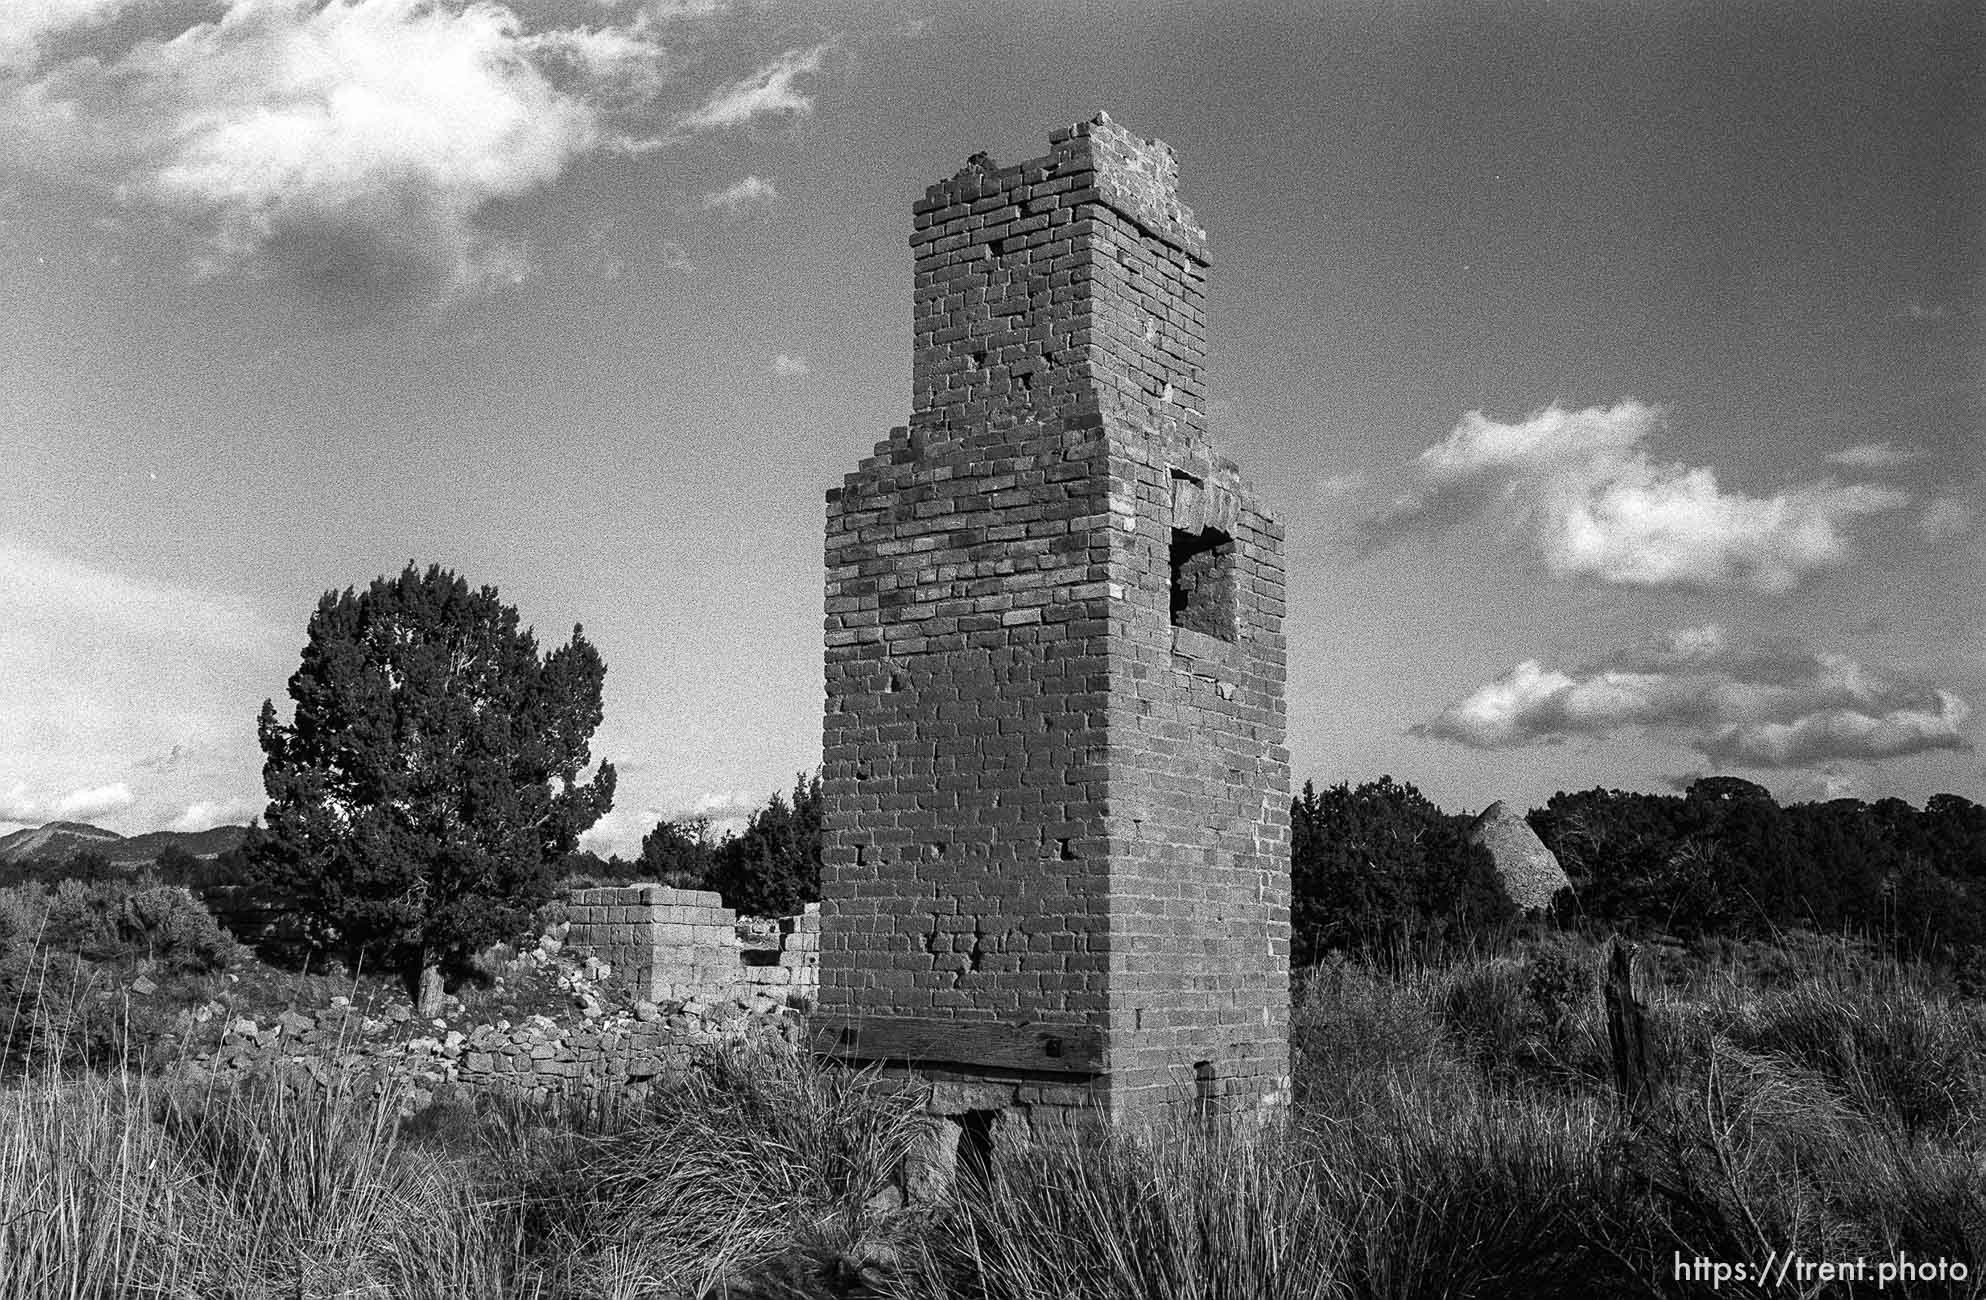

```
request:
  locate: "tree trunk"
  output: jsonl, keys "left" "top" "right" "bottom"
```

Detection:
{"left": 415, "top": 962, "right": 445, "bottom": 1018}
{"left": 1604, "top": 937, "right": 1652, "bottom": 1115}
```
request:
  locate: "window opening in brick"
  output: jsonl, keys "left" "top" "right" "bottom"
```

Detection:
{"left": 1170, "top": 526, "right": 1236, "bottom": 641}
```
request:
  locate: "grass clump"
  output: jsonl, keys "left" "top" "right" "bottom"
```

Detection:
{"left": 0, "top": 1067, "right": 519, "bottom": 1300}
{"left": 514, "top": 1036, "right": 931, "bottom": 1297}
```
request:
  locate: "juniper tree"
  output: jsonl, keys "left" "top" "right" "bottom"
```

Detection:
{"left": 251, "top": 563, "right": 615, "bottom": 1009}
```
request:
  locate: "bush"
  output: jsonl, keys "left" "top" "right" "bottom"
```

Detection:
{"left": 1290, "top": 777, "right": 1513, "bottom": 963}
{"left": 1524, "top": 934, "right": 1597, "bottom": 1026}
{"left": 1437, "top": 957, "right": 1539, "bottom": 1072}
{"left": 705, "top": 773, "right": 822, "bottom": 917}
{"left": 1710, "top": 973, "right": 1986, "bottom": 1138}
{"left": 0, "top": 948, "right": 116, "bottom": 1075}
{"left": 41, "top": 880, "right": 242, "bottom": 974}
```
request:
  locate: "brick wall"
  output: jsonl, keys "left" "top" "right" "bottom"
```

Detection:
{"left": 564, "top": 887, "right": 819, "bottom": 1006}
{"left": 739, "top": 905, "right": 822, "bottom": 997}
{"left": 819, "top": 112, "right": 1289, "bottom": 1131}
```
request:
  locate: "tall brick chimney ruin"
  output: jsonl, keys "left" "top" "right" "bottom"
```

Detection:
{"left": 817, "top": 113, "right": 1290, "bottom": 1138}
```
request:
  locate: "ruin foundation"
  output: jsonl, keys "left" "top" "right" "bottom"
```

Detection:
{"left": 816, "top": 113, "right": 1291, "bottom": 1140}
{"left": 564, "top": 885, "right": 820, "bottom": 1005}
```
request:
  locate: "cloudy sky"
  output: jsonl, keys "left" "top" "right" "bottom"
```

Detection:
{"left": 2, "top": 0, "right": 1978, "bottom": 854}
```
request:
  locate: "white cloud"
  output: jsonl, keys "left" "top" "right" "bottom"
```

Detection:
{"left": 687, "top": 787, "right": 759, "bottom": 820}
{"left": 1775, "top": 769, "right": 1860, "bottom": 803}
{"left": 57, "top": 781, "right": 135, "bottom": 818}
{"left": 170, "top": 797, "right": 258, "bottom": 832}
{"left": 0, "top": 540, "right": 274, "bottom": 645}
{"left": 678, "top": 44, "right": 826, "bottom": 131}
{"left": 575, "top": 805, "right": 653, "bottom": 859}
{"left": 3, "top": 0, "right": 634, "bottom": 307}
{"left": 1667, "top": 767, "right": 1861, "bottom": 803}
{"left": 1921, "top": 494, "right": 1975, "bottom": 542}
{"left": 0, "top": 0, "right": 135, "bottom": 69}
{"left": 0, "top": 787, "right": 35, "bottom": 826}
{"left": 1416, "top": 624, "right": 1973, "bottom": 769}
{"left": 658, "top": 238, "right": 694, "bottom": 273}
{"left": 135, "top": 743, "right": 193, "bottom": 773}
{"left": 574, "top": 785, "right": 758, "bottom": 858}
{"left": 701, "top": 174, "right": 776, "bottom": 210}
{"left": 1697, "top": 691, "right": 1971, "bottom": 768}
{"left": 0, "top": 1, "right": 819, "bottom": 310}
{"left": 1828, "top": 441, "right": 1924, "bottom": 470}
{"left": 0, "top": 541, "right": 278, "bottom": 833}
{"left": 771, "top": 352, "right": 809, "bottom": 376}
{"left": 0, "top": 779, "right": 137, "bottom": 825}
{"left": 1365, "top": 401, "right": 1909, "bottom": 592}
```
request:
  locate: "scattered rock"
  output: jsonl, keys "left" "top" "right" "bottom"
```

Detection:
{"left": 836, "top": 1238, "right": 901, "bottom": 1295}
{"left": 172, "top": 902, "right": 818, "bottom": 1113}
{"left": 905, "top": 1118, "right": 962, "bottom": 1205}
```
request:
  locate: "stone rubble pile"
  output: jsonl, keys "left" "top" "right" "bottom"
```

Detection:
{"left": 179, "top": 903, "right": 817, "bottom": 1111}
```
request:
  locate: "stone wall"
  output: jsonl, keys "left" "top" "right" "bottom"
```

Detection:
{"left": 183, "top": 982, "right": 805, "bottom": 1111}
{"left": 178, "top": 893, "right": 823, "bottom": 1109}
{"left": 818, "top": 112, "right": 1290, "bottom": 1133}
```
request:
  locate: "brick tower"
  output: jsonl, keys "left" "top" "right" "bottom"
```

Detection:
{"left": 817, "top": 113, "right": 1289, "bottom": 1137}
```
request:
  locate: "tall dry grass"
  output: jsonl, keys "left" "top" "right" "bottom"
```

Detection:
{"left": 2, "top": 931, "right": 1983, "bottom": 1298}
{"left": 0, "top": 1066, "right": 524, "bottom": 1299}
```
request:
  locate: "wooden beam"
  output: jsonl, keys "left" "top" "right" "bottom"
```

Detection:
{"left": 811, "top": 1014, "right": 1105, "bottom": 1075}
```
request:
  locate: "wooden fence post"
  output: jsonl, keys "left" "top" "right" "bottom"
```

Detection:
{"left": 1604, "top": 937, "right": 1652, "bottom": 1115}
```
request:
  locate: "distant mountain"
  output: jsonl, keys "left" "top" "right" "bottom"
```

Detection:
{"left": 0, "top": 820, "right": 251, "bottom": 867}
{"left": 0, "top": 820, "right": 123, "bottom": 864}
{"left": 116, "top": 825, "right": 252, "bottom": 863}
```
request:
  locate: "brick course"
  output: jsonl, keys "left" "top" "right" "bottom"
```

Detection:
{"left": 820, "top": 112, "right": 1290, "bottom": 1131}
